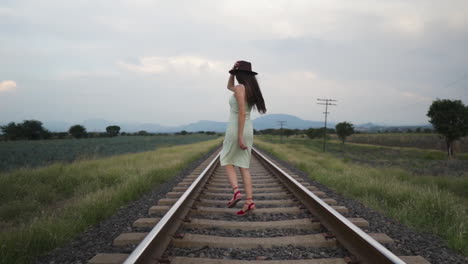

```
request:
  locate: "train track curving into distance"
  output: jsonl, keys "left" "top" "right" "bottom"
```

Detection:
{"left": 88, "top": 147, "right": 431, "bottom": 264}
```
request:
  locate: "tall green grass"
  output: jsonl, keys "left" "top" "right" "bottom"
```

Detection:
{"left": 0, "top": 138, "right": 222, "bottom": 264}
{"left": 254, "top": 139, "right": 468, "bottom": 256}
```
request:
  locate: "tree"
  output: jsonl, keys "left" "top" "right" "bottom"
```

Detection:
{"left": 137, "top": 130, "right": 148, "bottom": 136}
{"left": 0, "top": 120, "right": 50, "bottom": 140}
{"left": 335, "top": 122, "right": 355, "bottom": 151}
{"left": 427, "top": 99, "right": 468, "bottom": 158}
{"left": 21, "top": 120, "right": 47, "bottom": 140}
{"left": 306, "top": 128, "right": 321, "bottom": 139}
{"left": 106, "top": 125, "right": 121, "bottom": 137}
{"left": 69, "top": 124, "right": 87, "bottom": 139}
{"left": 41, "top": 129, "right": 52, "bottom": 139}
{"left": 306, "top": 128, "right": 318, "bottom": 139}
{"left": 1, "top": 122, "right": 23, "bottom": 140}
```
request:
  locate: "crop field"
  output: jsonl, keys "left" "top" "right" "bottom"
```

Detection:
{"left": 0, "top": 138, "right": 222, "bottom": 264}
{"left": 255, "top": 135, "right": 468, "bottom": 255}
{"left": 0, "top": 134, "right": 220, "bottom": 172}
{"left": 330, "top": 133, "right": 468, "bottom": 153}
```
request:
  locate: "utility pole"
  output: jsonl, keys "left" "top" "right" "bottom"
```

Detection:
{"left": 317, "top": 99, "right": 337, "bottom": 152}
{"left": 277, "top": 121, "right": 286, "bottom": 143}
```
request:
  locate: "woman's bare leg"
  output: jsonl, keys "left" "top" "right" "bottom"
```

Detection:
{"left": 225, "top": 164, "right": 238, "bottom": 193}
{"left": 239, "top": 167, "right": 254, "bottom": 210}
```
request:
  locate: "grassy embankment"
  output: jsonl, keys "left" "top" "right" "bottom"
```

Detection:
{"left": 255, "top": 136, "right": 467, "bottom": 256}
{"left": 0, "top": 138, "right": 222, "bottom": 264}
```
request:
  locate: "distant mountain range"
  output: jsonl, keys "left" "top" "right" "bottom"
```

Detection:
{"left": 40, "top": 114, "right": 332, "bottom": 133}
{"left": 1, "top": 114, "right": 431, "bottom": 133}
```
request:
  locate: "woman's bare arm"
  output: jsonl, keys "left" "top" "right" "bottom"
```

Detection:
{"left": 227, "top": 74, "right": 236, "bottom": 92}
{"left": 227, "top": 61, "right": 239, "bottom": 92}
{"left": 234, "top": 85, "right": 248, "bottom": 150}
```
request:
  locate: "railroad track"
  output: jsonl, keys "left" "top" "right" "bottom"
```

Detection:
{"left": 88, "top": 147, "right": 431, "bottom": 264}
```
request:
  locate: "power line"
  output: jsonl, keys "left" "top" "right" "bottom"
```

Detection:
{"left": 277, "top": 120, "right": 286, "bottom": 143}
{"left": 317, "top": 98, "right": 337, "bottom": 152}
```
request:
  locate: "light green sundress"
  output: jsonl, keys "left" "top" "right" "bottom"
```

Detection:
{"left": 220, "top": 93, "right": 253, "bottom": 168}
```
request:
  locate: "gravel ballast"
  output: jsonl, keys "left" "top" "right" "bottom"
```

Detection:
{"left": 190, "top": 212, "right": 314, "bottom": 222}
{"left": 166, "top": 245, "right": 347, "bottom": 260}
{"left": 180, "top": 227, "right": 325, "bottom": 237}
{"left": 206, "top": 203, "right": 298, "bottom": 208}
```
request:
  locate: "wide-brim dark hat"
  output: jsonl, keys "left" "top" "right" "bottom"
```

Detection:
{"left": 229, "top": 60, "right": 258, "bottom": 75}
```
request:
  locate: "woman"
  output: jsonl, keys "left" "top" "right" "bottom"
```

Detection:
{"left": 220, "top": 60, "right": 267, "bottom": 216}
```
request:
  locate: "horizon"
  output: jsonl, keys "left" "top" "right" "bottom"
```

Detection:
{"left": 1, "top": 1, "right": 467, "bottom": 126}
{"left": 0, "top": 109, "right": 434, "bottom": 127}
{"left": 0, "top": 112, "right": 432, "bottom": 131}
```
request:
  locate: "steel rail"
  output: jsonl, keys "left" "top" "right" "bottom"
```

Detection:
{"left": 123, "top": 151, "right": 221, "bottom": 264}
{"left": 252, "top": 147, "right": 406, "bottom": 264}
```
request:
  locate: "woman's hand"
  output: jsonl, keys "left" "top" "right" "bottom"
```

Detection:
{"left": 238, "top": 136, "right": 248, "bottom": 150}
{"left": 230, "top": 61, "right": 240, "bottom": 74}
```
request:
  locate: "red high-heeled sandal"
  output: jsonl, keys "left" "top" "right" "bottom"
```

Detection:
{"left": 227, "top": 186, "right": 242, "bottom": 208}
{"left": 236, "top": 198, "right": 255, "bottom": 216}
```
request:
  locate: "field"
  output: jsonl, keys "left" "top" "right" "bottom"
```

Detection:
{"left": 0, "top": 138, "right": 222, "bottom": 264}
{"left": 255, "top": 135, "right": 468, "bottom": 256}
{"left": 293, "top": 134, "right": 468, "bottom": 177}
{"left": 0, "top": 134, "right": 219, "bottom": 172}
{"left": 330, "top": 133, "right": 468, "bottom": 153}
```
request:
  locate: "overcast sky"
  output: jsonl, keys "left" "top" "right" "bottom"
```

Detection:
{"left": 1, "top": 0, "right": 467, "bottom": 126}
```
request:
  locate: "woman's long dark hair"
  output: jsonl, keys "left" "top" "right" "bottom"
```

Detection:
{"left": 235, "top": 71, "right": 267, "bottom": 114}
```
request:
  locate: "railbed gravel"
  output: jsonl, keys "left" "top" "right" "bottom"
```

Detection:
{"left": 188, "top": 212, "right": 315, "bottom": 222}
{"left": 166, "top": 245, "right": 347, "bottom": 260}
{"left": 205, "top": 202, "right": 299, "bottom": 208}
{"left": 207, "top": 184, "right": 281, "bottom": 189}
{"left": 34, "top": 146, "right": 220, "bottom": 264}
{"left": 180, "top": 227, "right": 326, "bottom": 237}
{"left": 199, "top": 194, "right": 293, "bottom": 200}
{"left": 206, "top": 188, "right": 285, "bottom": 194}
{"left": 254, "top": 145, "right": 468, "bottom": 264}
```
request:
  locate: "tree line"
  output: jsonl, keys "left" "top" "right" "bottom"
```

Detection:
{"left": 0, "top": 121, "right": 122, "bottom": 140}
{"left": 0, "top": 120, "right": 220, "bottom": 141}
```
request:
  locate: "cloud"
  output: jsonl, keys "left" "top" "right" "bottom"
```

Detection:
{"left": 117, "top": 55, "right": 227, "bottom": 75}
{"left": 0, "top": 80, "right": 17, "bottom": 92}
